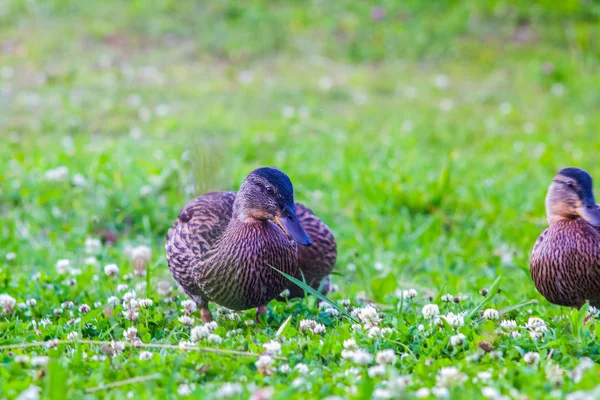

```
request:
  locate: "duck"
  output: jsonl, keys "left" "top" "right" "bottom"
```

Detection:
{"left": 530, "top": 167, "right": 600, "bottom": 309}
{"left": 166, "top": 167, "right": 337, "bottom": 322}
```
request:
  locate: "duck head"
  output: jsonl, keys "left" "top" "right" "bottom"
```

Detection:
{"left": 234, "top": 167, "right": 312, "bottom": 246}
{"left": 546, "top": 167, "right": 600, "bottom": 227}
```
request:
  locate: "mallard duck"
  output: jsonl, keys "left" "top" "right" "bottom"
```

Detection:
{"left": 530, "top": 167, "right": 600, "bottom": 308}
{"left": 166, "top": 167, "right": 337, "bottom": 322}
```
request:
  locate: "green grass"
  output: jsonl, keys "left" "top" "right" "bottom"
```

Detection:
{"left": 2, "top": 0, "right": 600, "bottom": 398}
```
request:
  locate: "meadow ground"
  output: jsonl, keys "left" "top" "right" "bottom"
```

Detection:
{"left": 2, "top": 1, "right": 600, "bottom": 399}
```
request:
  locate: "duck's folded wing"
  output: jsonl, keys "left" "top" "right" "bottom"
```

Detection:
{"left": 166, "top": 192, "right": 236, "bottom": 298}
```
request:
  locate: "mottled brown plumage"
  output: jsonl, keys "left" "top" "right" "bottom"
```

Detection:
{"left": 530, "top": 167, "right": 600, "bottom": 308}
{"left": 166, "top": 167, "right": 336, "bottom": 321}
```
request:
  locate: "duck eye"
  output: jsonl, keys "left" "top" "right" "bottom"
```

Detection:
{"left": 566, "top": 181, "right": 574, "bottom": 187}
{"left": 265, "top": 186, "right": 275, "bottom": 195}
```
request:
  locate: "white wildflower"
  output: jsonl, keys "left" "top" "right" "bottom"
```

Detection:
{"left": 375, "top": 349, "right": 396, "bottom": 365}
{"left": 481, "top": 387, "right": 501, "bottom": 399}
{"left": 263, "top": 341, "right": 281, "bottom": 356}
{"left": 139, "top": 351, "right": 153, "bottom": 360}
{"left": 85, "top": 237, "right": 102, "bottom": 255}
{"left": 416, "top": 388, "right": 431, "bottom": 398}
{"left": 402, "top": 289, "right": 417, "bottom": 300}
{"left": 190, "top": 326, "right": 209, "bottom": 342}
{"left": 500, "top": 320, "right": 517, "bottom": 330}
{"left": 208, "top": 334, "right": 222, "bottom": 344}
{"left": 351, "top": 350, "right": 373, "bottom": 365}
{"left": 373, "top": 388, "right": 393, "bottom": 399}
{"left": 343, "top": 339, "right": 358, "bottom": 350}
{"left": 138, "top": 298, "right": 153, "bottom": 308}
{"left": 104, "top": 264, "right": 119, "bottom": 277}
{"left": 443, "top": 312, "right": 464, "bottom": 328}
{"left": 177, "top": 384, "right": 193, "bottom": 396}
{"left": 483, "top": 309, "right": 499, "bottom": 320}
{"left": 0, "top": 294, "right": 16, "bottom": 314}
{"left": 6, "top": 252, "right": 16, "bottom": 261}
{"left": 216, "top": 383, "right": 243, "bottom": 398}
{"left": 181, "top": 299, "right": 197, "bottom": 315}
{"left": 450, "top": 333, "right": 466, "bottom": 347}
{"left": 107, "top": 296, "right": 120, "bottom": 307}
{"left": 44, "top": 166, "right": 69, "bottom": 181}
{"left": 31, "top": 356, "right": 49, "bottom": 366}
{"left": 55, "top": 259, "right": 70, "bottom": 274}
{"left": 368, "top": 365, "right": 386, "bottom": 378}
{"left": 16, "top": 385, "right": 41, "bottom": 400}
{"left": 279, "top": 289, "right": 290, "bottom": 298}
{"left": 523, "top": 352, "right": 540, "bottom": 365}
{"left": 157, "top": 281, "right": 173, "bottom": 296}
{"left": 279, "top": 364, "right": 290, "bottom": 374}
{"left": 123, "top": 327, "right": 138, "bottom": 341}
{"left": 131, "top": 245, "right": 152, "bottom": 276}
{"left": 437, "top": 367, "right": 467, "bottom": 387}
{"left": 255, "top": 355, "right": 275, "bottom": 376}
{"left": 441, "top": 294, "right": 453, "bottom": 303}
{"left": 116, "top": 284, "right": 128, "bottom": 293}
{"left": 525, "top": 317, "right": 547, "bottom": 332}
{"left": 432, "top": 386, "right": 450, "bottom": 398}
{"left": 357, "top": 306, "right": 381, "bottom": 328}
{"left": 299, "top": 319, "right": 326, "bottom": 334}
{"left": 79, "top": 304, "right": 90, "bottom": 314}
{"left": 295, "top": 363, "right": 309, "bottom": 374}
{"left": 422, "top": 304, "right": 439, "bottom": 319}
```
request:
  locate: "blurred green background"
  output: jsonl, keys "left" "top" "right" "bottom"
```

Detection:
{"left": 2, "top": 0, "right": 600, "bottom": 303}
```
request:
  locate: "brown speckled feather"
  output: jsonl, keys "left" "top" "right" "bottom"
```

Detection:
{"left": 166, "top": 191, "right": 336, "bottom": 310}
{"left": 530, "top": 218, "right": 600, "bottom": 308}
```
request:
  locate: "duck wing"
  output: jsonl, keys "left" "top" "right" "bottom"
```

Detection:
{"left": 166, "top": 191, "right": 236, "bottom": 304}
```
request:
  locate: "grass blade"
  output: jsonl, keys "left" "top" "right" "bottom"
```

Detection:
{"left": 270, "top": 265, "right": 357, "bottom": 322}
{"left": 465, "top": 276, "right": 502, "bottom": 321}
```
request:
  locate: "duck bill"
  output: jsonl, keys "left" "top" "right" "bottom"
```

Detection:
{"left": 577, "top": 201, "right": 600, "bottom": 227}
{"left": 274, "top": 206, "right": 312, "bottom": 246}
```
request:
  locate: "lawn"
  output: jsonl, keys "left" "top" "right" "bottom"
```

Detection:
{"left": 2, "top": 0, "right": 600, "bottom": 398}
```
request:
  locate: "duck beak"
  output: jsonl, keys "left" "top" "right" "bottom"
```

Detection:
{"left": 577, "top": 200, "right": 600, "bottom": 227}
{"left": 274, "top": 205, "right": 312, "bottom": 246}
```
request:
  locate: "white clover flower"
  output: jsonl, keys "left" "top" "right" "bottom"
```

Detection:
{"left": 123, "top": 309, "right": 139, "bottom": 321}
{"left": 123, "top": 327, "right": 138, "bottom": 341}
{"left": 181, "top": 300, "right": 197, "bottom": 315}
{"left": 122, "top": 290, "right": 137, "bottom": 302}
{"left": 351, "top": 349, "right": 373, "bottom": 365}
{"left": 263, "top": 341, "right": 281, "bottom": 356}
{"left": 525, "top": 317, "right": 547, "bottom": 331}
{"left": 341, "top": 350, "right": 355, "bottom": 360}
{"left": 483, "top": 309, "right": 499, "bottom": 320}
{"left": 437, "top": 367, "right": 467, "bottom": 387}
{"left": 190, "top": 325, "right": 209, "bottom": 341}
{"left": 131, "top": 245, "right": 152, "bottom": 276}
{"left": 511, "top": 331, "right": 521, "bottom": 339}
{"left": 325, "top": 307, "right": 339, "bottom": 317}
{"left": 481, "top": 387, "right": 500, "bottom": 399}
{"left": 441, "top": 294, "right": 453, "bottom": 303}
{"left": 55, "top": 259, "right": 70, "bottom": 274}
{"left": 79, "top": 304, "right": 90, "bottom": 314}
{"left": 255, "top": 355, "right": 275, "bottom": 376}
{"left": 44, "top": 166, "right": 69, "bottom": 181}
{"left": 368, "top": 365, "right": 386, "bottom": 378}
{"left": 216, "top": 383, "right": 243, "bottom": 398}
{"left": 104, "top": 264, "right": 119, "bottom": 277}
{"left": 6, "top": 252, "right": 16, "bottom": 261}
{"left": 418, "top": 324, "right": 425, "bottom": 331}
{"left": 116, "top": 284, "right": 129, "bottom": 293}
{"left": 368, "top": 327, "right": 383, "bottom": 338}
{"left": 450, "top": 333, "right": 466, "bottom": 347}
{"left": 278, "top": 364, "right": 290, "bottom": 374}
{"left": 416, "top": 388, "right": 431, "bottom": 398}
{"left": 422, "top": 304, "right": 439, "bottom": 319}
{"left": 208, "top": 334, "right": 222, "bottom": 344}
{"left": 85, "top": 257, "right": 98, "bottom": 266}
{"left": 373, "top": 388, "right": 392, "bottom": 399}
{"left": 523, "top": 352, "right": 540, "bottom": 365}
{"left": 107, "top": 296, "right": 120, "bottom": 307}
{"left": 295, "top": 363, "right": 309, "bottom": 374}
{"left": 401, "top": 288, "right": 417, "bottom": 300}
{"left": 138, "top": 299, "right": 153, "bottom": 308}
{"left": 340, "top": 299, "right": 351, "bottom": 307}
{"left": 500, "top": 320, "right": 517, "bottom": 330}
{"left": 31, "top": 356, "right": 49, "bottom": 366}
{"left": 157, "top": 281, "right": 173, "bottom": 297}
{"left": 177, "top": 384, "right": 193, "bottom": 396}
{"left": 357, "top": 306, "right": 381, "bottom": 328}
{"left": 139, "top": 351, "right": 153, "bottom": 360}
{"left": 85, "top": 237, "right": 102, "bottom": 255}
{"left": 546, "top": 363, "right": 564, "bottom": 385}
{"left": 67, "top": 331, "right": 79, "bottom": 341}
{"left": 432, "top": 386, "right": 450, "bottom": 398}
{"left": 375, "top": 349, "right": 396, "bottom": 365}
{"left": 443, "top": 312, "right": 464, "bottom": 328}
{"left": 299, "top": 319, "right": 326, "bottom": 334}
{"left": 279, "top": 289, "right": 290, "bottom": 298}
{"left": 0, "top": 294, "right": 16, "bottom": 314}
